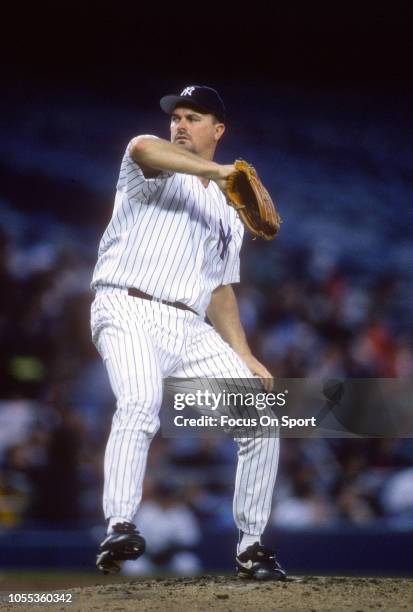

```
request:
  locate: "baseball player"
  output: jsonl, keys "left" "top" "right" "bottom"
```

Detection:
{"left": 90, "top": 85, "right": 286, "bottom": 580}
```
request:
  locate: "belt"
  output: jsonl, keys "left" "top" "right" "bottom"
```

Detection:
{"left": 127, "top": 287, "right": 197, "bottom": 316}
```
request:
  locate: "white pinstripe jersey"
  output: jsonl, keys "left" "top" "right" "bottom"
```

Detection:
{"left": 91, "top": 137, "right": 244, "bottom": 317}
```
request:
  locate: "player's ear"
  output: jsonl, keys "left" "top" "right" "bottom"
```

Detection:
{"left": 214, "top": 122, "right": 225, "bottom": 142}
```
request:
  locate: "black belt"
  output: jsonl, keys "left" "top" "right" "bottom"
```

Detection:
{"left": 127, "top": 287, "right": 197, "bottom": 316}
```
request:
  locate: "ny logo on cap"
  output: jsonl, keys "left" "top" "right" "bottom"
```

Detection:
{"left": 181, "top": 86, "right": 196, "bottom": 96}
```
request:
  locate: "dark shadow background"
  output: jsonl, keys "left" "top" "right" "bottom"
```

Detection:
{"left": 0, "top": 3, "right": 412, "bottom": 575}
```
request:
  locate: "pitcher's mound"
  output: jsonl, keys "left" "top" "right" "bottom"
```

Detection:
{"left": 47, "top": 575, "right": 413, "bottom": 612}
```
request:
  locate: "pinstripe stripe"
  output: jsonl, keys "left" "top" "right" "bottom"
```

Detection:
{"left": 260, "top": 436, "right": 280, "bottom": 528}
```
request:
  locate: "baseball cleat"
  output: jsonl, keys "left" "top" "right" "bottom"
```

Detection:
{"left": 96, "top": 521, "right": 146, "bottom": 575}
{"left": 236, "top": 542, "right": 287, "bottom": 581}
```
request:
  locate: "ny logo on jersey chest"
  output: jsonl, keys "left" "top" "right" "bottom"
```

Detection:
{"left": 218, "top": 219, "right": 232, "bottom": 260}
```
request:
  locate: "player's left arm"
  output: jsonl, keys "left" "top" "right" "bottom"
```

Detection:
{"left": 207, "top": 284, "right": 273, "bottom": 391}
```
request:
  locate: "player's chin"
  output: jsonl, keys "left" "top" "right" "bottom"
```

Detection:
{"left": 175, "top": 140, "right": 196, "bottom": 153}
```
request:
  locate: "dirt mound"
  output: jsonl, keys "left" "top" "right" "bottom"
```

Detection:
{"left": 2, "top": 575, "right": 412, "bottom": 611}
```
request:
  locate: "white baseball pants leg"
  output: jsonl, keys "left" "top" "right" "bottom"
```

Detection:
{"left": 91, "top": 287, "right": 279, "bottom": 537}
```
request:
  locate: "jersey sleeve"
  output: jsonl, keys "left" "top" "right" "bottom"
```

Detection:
{"left": 221, "top": 214, "right": 244, "bottom": 285}
{"left": 116, "top": 136, "right": 174, "bottom": 200}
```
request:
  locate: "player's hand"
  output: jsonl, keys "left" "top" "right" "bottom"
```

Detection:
{"left": 213, "top": 164, "right": 236, "bottom": 192}
{"left": 240, "top": 353, "right": 274, "bottom": 392}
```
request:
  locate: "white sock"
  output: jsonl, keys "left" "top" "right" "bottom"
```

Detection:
{"left": 107, "top": 516, "right": 130, "bottom": 534}
{"left": 238, "top": 533, "right": 261, "bottom": 554}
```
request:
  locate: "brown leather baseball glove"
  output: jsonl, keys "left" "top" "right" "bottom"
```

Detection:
{"left": 224, "top": 160, "right": 281, "bottom": 240}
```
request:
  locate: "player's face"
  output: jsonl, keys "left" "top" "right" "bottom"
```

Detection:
{"left": 170, "top": 106, "right": 225, "bottom": 157}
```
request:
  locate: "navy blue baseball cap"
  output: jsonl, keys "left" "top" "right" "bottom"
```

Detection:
{"left": 160, "top": 85, "right": 226, "bottom": 122}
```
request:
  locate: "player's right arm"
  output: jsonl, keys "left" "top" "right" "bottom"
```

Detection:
{"left": 129, "top": 136, "right": 234, "bottom": 185}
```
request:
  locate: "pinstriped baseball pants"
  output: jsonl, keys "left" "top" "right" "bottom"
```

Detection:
{"left": 91, "top": 287, "right": 279, "bottom": 537}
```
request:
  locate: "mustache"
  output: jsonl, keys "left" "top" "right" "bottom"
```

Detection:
{"left": 175, "top": 132, "right": 190, "bottom": 139}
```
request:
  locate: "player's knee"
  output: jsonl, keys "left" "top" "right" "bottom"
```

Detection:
{"left": 111, "top": 419, "right": 160, "bottom": 439}
{"left": 112, "top": 398, "right": 161, "bottom": 438}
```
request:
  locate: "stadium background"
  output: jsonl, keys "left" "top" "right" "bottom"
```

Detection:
{"left": 0, "top": 3, "right": 412, "bottom": 579}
